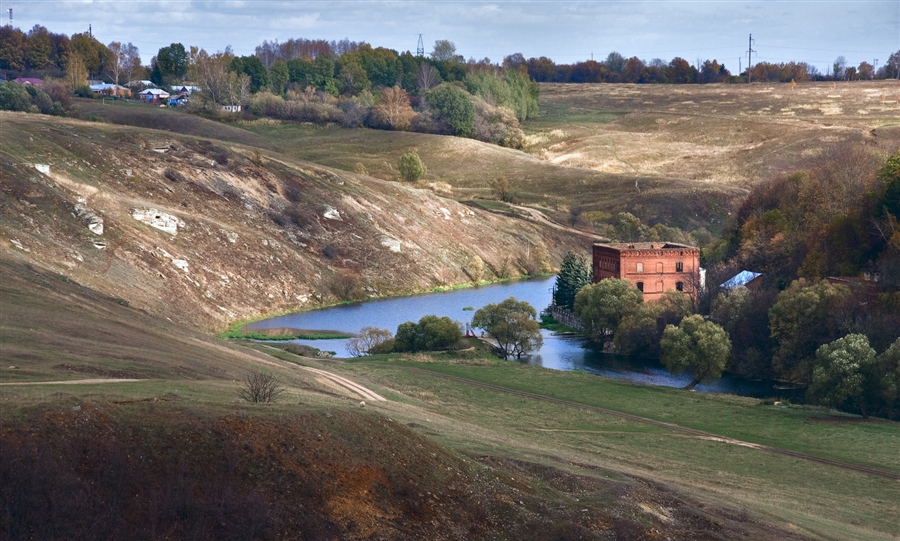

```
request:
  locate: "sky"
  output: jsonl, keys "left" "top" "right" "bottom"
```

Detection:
{"left": 2, "top": 0, "right": 898, "bottom": 74}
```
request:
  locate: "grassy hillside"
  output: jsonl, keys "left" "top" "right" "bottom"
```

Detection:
{"left": 0, "top": 111, "right": 587, "bottom": 331}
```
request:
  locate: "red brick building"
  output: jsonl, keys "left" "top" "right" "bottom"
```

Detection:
{"left": 592, "top": 242, "right": 701, "bottom": 302}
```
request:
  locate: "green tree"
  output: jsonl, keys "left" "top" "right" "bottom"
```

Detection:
{"left": 230, "top": 55, "right": 268, "bottom": 93}
{"left": 613, "top": 303, "right": 663, "bottom": 357}
{"left": 769, "top": 278, "right": 852, "bottom": 383}
{"left": 153, "top": 43, "right": 188, "bottom": 85}
{"left": 25, "top": 25, "right": 53, "bottom": 70}
{"left": 660, "top": 315, "right": 731, "bottom": 390}
{"left": 472, "top": 297, "right": 543, "bottom": 359}
{"left": 398, "top": 152, "right": 426, "bottom": 182}
{"left": 337, "top": 58, "right": 369, "bottom": 95}
{"left": 574, "top": 278, "right": 643, "bottom": 343}
{"left": 430, "top": 40, "right": 463, "bottom": 63}
{"left": 268, "top": 60, "right": 289, "bottom": 95}
{"left": 807, "top": 334, "right": 879, "bottom": 418}
{"left": 394, "top": 315, "right": 462, "bottom": 352}
{"left": 612, "top": 212, "right": 649, "bottom": 242}
{"left": 553, "top": 251, "right": 591, "bottom": 310}
{"left": 881, "top": 339, "right": 900, "bottom": 416}
{"left": 424, "top": 84, "right": 476, "bottom": 138}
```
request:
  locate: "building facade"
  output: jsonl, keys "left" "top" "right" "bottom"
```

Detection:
{"left": 592, "top": 242, "right": 701, "bottom": 302}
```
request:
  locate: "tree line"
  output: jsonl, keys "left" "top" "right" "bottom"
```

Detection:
{"left": 507, "top": 51, "right": 900, "bottom": 84}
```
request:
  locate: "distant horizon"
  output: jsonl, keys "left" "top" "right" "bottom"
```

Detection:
{"left": 1, "top": 0, "right": 895, "bottom": 75}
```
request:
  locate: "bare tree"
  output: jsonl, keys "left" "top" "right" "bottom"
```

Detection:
{"left": 347, "top": 327, "right": 393, "bottom": 357}
{"left": 106, "top": 41, "right": 139, "bottom": 85}
{"left": 238, "top": 371, "right": 286, "bottom": 403}
{"left": 416, "top": 63, "right": 440, "bottom": 92}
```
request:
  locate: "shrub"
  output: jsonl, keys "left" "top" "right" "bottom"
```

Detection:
{"left": 394, "top": 315, "right": 463, "bottom": 352}
{"left": 238, "top": 371, "right": 286, "bottom": 403}
{"left": 424, "top": 84, "right": 476, "bottom": 138}
{"left": 398, "top": 151, "right": 426, "bottom": 182}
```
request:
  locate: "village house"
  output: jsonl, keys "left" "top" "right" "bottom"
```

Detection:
{"left": 592, "top": 241, "right": 701, "bottom": 303}
{"left": 138, "top": 88, "right": 170, "bottom": 103}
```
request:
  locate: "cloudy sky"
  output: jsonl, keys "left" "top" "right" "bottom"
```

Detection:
{"left": 4, "top": 0, "right": 898, "bottom": 73}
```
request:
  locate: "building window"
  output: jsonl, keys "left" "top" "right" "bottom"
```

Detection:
{"left": 656, "top": 262, "right": 663, "bottom": 273}
{"left": 676, "top": 261, "right": 683, "bottom": 272}
{"left": 676, "top": 281, "right": 684, "bottom": 292}
{"left": 657, "top": 281, "right": 664, "bottom": 292}
{"left": 636, "top": 262, "right": 643, "bottom": 273}
{"left": 636, "top": 282, "right": 644, "bottom": 292}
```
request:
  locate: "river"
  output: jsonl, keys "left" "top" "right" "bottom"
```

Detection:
{"left": 247, "top": 276, "right": 800, "bottom": 399}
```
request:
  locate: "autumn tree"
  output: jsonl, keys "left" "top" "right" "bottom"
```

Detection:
{"left": 106, "top": 41, "right": 140, "bottom": 84}
{"left": 398, "top": 152, "right": 426, "bottom": 182}
{"left": 0, "top": 26, "right": 27, "bottom": 71}
{"left": 491, "top": 176, "right": 512, "bottom": 202}
{"left": 574, "top": 278, "right": 643, "bottom": 343}
{"left": 64, "top": 52, "right": 88, "bottom": 91}
{"left": 192, "top": 49, "right": 249, "bottom": 107}
{"left": 372, "top": 85, "right": 414, "bottom": 130}
{"left": 69, "top": 32, "right": 107, "bottom": 76}
{"left": 661, "top": 315, "right": 731, "bottom": 390}
{"left": 465, "top": 255, "right": 484, "bottom": 282}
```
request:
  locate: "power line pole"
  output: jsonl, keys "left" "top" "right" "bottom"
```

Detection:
{"left": 746, "top": 34, "right": 755, "bottom": 83}
{"left": 416, "top": 34, "right": 424, "bottom": 57}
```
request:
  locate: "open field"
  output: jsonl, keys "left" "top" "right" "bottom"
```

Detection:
{"left": 529, "top": 81, "right": 900, "bottom": 188}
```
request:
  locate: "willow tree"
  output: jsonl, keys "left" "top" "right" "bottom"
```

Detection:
{"left": 661, "top": 315, "right": 731, "bottom": 390}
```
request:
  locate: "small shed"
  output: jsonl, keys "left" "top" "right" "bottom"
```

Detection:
{"left": 221, "top": 104, "right": 242, "bottom": 113}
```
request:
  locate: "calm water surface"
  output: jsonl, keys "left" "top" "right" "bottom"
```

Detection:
{"left": 249, "top": 276, "right": 797, "bottom": 399}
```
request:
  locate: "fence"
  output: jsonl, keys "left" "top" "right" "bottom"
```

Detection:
{"left": 550, "top": 305, "right": 583, "bottom": 330}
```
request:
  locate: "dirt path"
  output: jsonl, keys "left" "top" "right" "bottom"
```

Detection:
{"left": 407, "top": 367, "right": 900, "bottom": 481}
{"left": 252, "top": 343, "right": 386, "bottom": 402}
{"left": 0, "top": 378, "right": 144, "bottom": 386}
{"left": 511, "top": 204, "right": 606, "bottom": 240}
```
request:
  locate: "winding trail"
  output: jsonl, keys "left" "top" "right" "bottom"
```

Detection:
{"left": 406, "top": 367, "right": 900, "bottom": 481}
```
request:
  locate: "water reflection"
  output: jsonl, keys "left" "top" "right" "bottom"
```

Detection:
{"left": 250, "top": 276, "right": 800, "bottom": 399}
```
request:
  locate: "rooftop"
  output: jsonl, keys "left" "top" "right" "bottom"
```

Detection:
{"left": 593, "top": 242, "right": 697, "bottom": 251}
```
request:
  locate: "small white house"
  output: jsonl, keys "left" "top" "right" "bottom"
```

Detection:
{"left": 221, "top": 104, "right": 242, "bottom": 113}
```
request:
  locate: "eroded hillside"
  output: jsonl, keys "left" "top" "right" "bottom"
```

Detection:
{"left": 1, "top": 112, "right": 586, "bottom": 330}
